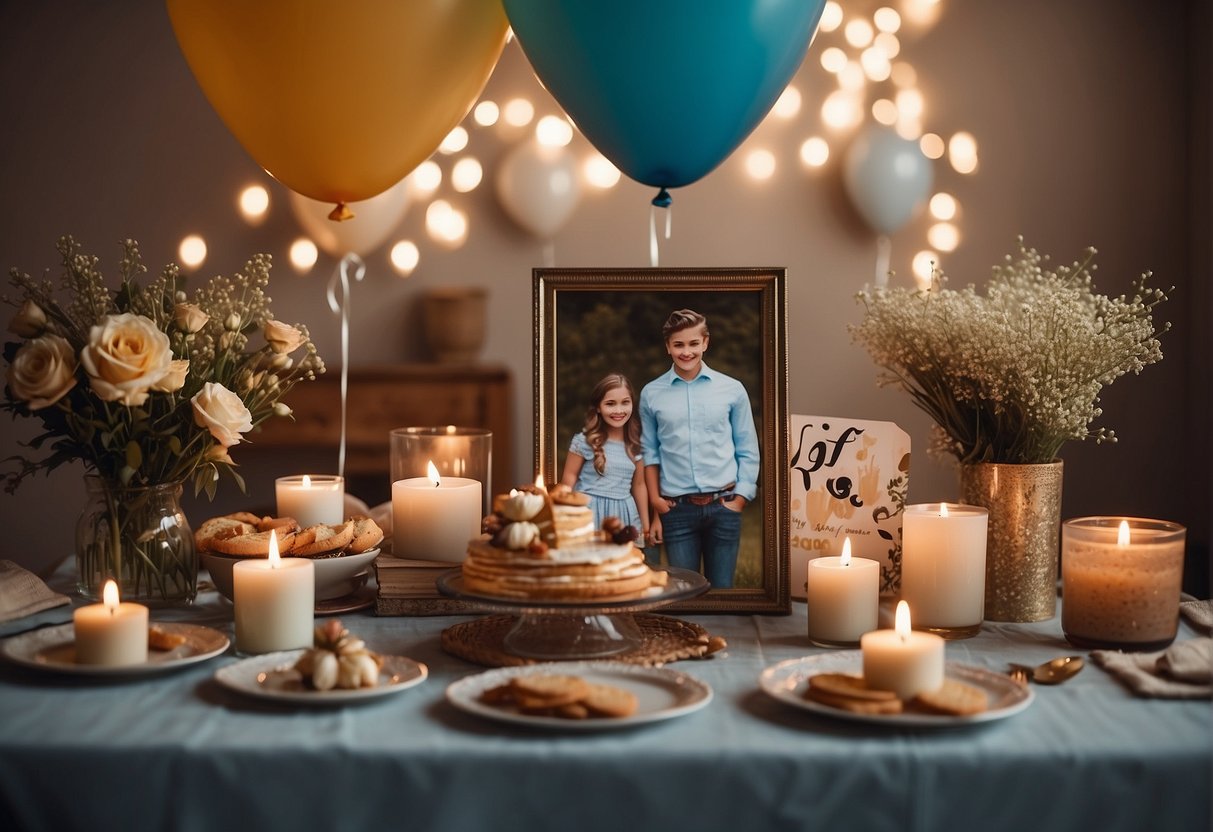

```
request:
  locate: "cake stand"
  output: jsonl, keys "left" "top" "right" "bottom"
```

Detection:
{"left": 436, "top": 567, "right": 709, "bottom": 660}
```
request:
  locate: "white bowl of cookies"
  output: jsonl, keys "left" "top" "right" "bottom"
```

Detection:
{"left": 197, "top": 513, "right": 383, "bottom": 601}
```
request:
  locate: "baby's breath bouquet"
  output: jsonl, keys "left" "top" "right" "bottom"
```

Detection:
{"left": 2, "top": 236, "right": 325, "bottom": 602}
{"left": 850, "top": 238, "right": 1169, "bottom": 465}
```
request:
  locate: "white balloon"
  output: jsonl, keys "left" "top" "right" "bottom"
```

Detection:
{"left": 495, "top": 139, "right": 582, "bottom": 239}
{"left": 843, "top": 125, "right": 933, "bottom": 236}
{"left": 289, "top": 178, "right": 411, "bottom": 257}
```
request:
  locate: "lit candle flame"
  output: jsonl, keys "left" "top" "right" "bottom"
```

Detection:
{"left": 1117, "top": 520, "right": 1131, "bottom": 547}
{"left": 940, "top": 503, "right": 950, "bottom": 518}
{"left": 427, "top": 460, "right": 441, "bottom": 487}
{"left": 841, "top": 536, "right": 852, "bottom": 566}
{"left": 268, "top": 529, "right": 280, "bottom": 568}
{"left": 102, "top": 579, "right": 119, "bottom": 614}
{"left": 895, "top": 600, "right": 912, "bottom": 642}
{"left": 534, "top": 474, "right": 546, "bottom": 491}
{"left": 301, "top": 474, "right": 312, "bottom": 489}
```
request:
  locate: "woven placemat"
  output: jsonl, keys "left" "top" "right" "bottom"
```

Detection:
{"left": 441, "top": 613, "right": 727, "bottom": 667}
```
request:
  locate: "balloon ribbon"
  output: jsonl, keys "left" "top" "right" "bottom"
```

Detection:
{"left": 649, "top": 188, "right": 673, "bottom": 267}
{"left": 874, "top": 235, "right": 891, "bottom": 288}
{"left": 326, "top": 253, "right": 366, "bottom": 477}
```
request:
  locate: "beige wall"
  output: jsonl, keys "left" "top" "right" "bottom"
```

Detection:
{"left": 1, "top": 1, "right": 1208, "bottom": 589}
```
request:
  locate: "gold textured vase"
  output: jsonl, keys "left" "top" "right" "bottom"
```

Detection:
{"left": 958, "top": 461, "right": 1063, "bottom": 622}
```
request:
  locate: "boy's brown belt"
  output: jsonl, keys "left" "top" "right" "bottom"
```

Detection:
{"left": 664, "top": 485, "right": 737, "bottom": 506}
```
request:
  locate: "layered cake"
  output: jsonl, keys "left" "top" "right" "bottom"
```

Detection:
{"left": 462, "top": 484, "right": 668, "bottom": 601}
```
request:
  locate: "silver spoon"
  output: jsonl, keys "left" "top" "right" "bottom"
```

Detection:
{"left": 1007, "top": 655, "right": 1084, "bottom": 685}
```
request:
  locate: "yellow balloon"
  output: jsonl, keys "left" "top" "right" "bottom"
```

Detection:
{"left": 167, "top": 0, "right": 508, "bottom": 205}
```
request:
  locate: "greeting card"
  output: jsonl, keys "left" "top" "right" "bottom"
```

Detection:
{"left": 788, "top": 415, "right": 910, "bottom": 598}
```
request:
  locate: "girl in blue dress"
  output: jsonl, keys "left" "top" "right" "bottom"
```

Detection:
{"left": 560, "top": 372, "right": 649, "bottom": 543}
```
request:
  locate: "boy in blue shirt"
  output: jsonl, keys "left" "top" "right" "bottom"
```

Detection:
{"left": 640, "top": 309, "right": 760, "bottom": 588}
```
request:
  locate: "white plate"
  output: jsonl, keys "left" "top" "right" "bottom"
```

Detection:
{"left": 214, "top": 650, "right": 427, "bottom": 704}
{"left": 1, "top": 622, "right": 230, "bottom": 676}
{"left": 446, "top": 660, "right": 712, "bottom": 730}
{"left": 760, "top": 652, "right": 1034, "bottom": 728}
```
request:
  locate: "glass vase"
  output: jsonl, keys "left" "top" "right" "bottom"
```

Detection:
{"left": 76, "top": 476, "right": 198, "bottom": 605}
{"left": 958, "top": 460, "right": 1063, "bottom": 622}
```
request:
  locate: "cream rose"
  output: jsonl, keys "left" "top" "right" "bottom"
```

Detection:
{"left": 191, "top": 382, "right": 253, "bottom": 447}
{"left": 173, "top": 302, "right": 209, "bottom": 334}
{"left": 80, "top": 313, "right": 173, "bottom": 406}
{"left": 264, "top": 319, "right": 305, "bottom": 354}
{"left": 7, "top": 300, "right": 47, "bottom": 338}
{"left": 151, "top": 359, "right": 190, "bottom": 393}
{"left": 6, "top": 334, "right": 78, "bottom": 409}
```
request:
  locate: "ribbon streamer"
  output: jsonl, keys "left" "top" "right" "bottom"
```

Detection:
{"left": 326, "top": 252, "right": 366, "bottom": 478}
{"left": 648, "top": 188, "right": 674, "bottom": 267}
{"left": 874, "top": 234, "right": 891, "bottom": 288}
{"left": 543, "top": 240, "right": 556, "bottom": 268}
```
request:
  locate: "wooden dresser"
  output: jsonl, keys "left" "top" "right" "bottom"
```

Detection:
{"left": 252, "top": 364, "right": 512, "bottom": 500}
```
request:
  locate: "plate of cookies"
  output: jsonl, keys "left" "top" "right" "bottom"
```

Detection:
{"left": 196, "top": 512, "right": 384, "bottom": 603}
{"left": 446, "top": 661, "right": 713, "bottom": 730}
{"left": 760, "top": 652, "right": 1033, "bottom": 728}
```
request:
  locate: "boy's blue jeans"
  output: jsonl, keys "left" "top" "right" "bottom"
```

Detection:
{"left": 661, "top": 499, "right": 743, "bottom": 588}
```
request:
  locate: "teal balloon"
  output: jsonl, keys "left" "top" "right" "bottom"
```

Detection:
{"left": 503, "top": 0, "right": 825, "bottom": 192}
{"left": 843, "top": 125, "right": 934, "bottom": 235}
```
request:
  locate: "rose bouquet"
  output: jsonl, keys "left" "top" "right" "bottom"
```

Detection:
{"left": 2, "top": 236, "right": 324, "bottom": 602}
{"left": 850, "top": 238, "right": 1169, "bottom": 465}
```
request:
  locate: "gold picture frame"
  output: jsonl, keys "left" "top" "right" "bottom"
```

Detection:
{"left": 534, "top": 267, "right": 789, "bottom": 614}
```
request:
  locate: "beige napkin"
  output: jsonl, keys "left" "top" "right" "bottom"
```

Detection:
{"left": 0, "top": 559, "right": 71, "bottom": 623}
{"left": 1179, "top": 597, "right": 1213, "bottom": 633}
{"left": 1092, "top": 637, "right": 1212, "bottom": 699}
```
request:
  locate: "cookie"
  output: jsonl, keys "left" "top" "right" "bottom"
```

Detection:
{"left": 553, "top": 702, "right": 590, "bottom": 720}
{"left": 291, "top": 521, "right": 355, "bottom": 557}
{"left": 912, "top": 678, "right": 988, "bottom": 716}
{"left": 479, "top": 683, "right": 518, "bottom": 706}
{"left": 210, "top": 529, "right": 296, "bottom": 557}
{"left": 194, "top": 516, "right": 257, "bottom": 551}
{"left": 804, "top": 686, "right": 905, "bottom": 715}
{"left": 347, "top": 516, "right": 384, "bottom": 554}
{"left": 147, "top": 624, "right": 186, "bottom": 651}
{"left": 807, "top": 673, "right": 899, "bottom": 702}
{"left": 258, "top": 515, "right": 300, "bottom": 534}
{"left": 509, "top": 673, "right": 591, "bottom": 709}
{"left": 225, "top": 511, "right": 263, "bottom": 526}
{"left": 581, "top": 682, "right": 639, "bottom": 718}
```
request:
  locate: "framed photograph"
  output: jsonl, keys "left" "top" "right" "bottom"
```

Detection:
{"left": 535, "top": 267, "right": 789, "bottom": 614}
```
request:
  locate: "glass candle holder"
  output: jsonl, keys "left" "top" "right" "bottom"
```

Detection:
{"left": 1062, "top": 516, "right": 1186, "bottom": 651}
{"left": 390, "top": 426, "right": 492, "bottom": 516}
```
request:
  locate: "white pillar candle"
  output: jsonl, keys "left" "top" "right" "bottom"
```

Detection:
{"left": 861, "top": 601, "right": 945, "bottom": 699}
{"left": 73, "top": 580, "right": 149, "bottom": 666}
{"left": 899, "top": 503, "right": 988, "bottom": 635}
{"left": 806, "top": 537, "right": 880, "bottom": 647}
{"left": 233, "top": 531, "right": 315, "bottom": 654}
{"left": 1062, "top": 517, "right": 1186, "bottom": 650}
{"left": 275, "top": 474, "right": 344, "bottom": 527}
{"left": 392, "top": 462, "right": 482, "bottom": 562}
